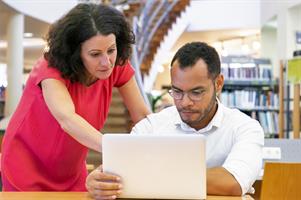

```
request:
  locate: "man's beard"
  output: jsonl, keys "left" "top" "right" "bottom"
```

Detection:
{"left": 179, "top": 90, "right": 217, "bottom": 128}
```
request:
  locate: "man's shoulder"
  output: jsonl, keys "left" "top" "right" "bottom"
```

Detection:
{"left": 144, "top": 106, "right": 179, "bottom": 126}
{"left": 221, "top": 104, "right": 263, "bottom": 134}
{"left": 131, "top": 106, "right": 179, "bottom": 134}
{"left": 148, "top": 106, "right": 178, "bottom": 120}
{"left": 222, "top": 104, "right": 253, "bottom": 120}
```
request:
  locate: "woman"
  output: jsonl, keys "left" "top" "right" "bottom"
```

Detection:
{"left": 1, "top": 3, "right": 150, "bottom": 191}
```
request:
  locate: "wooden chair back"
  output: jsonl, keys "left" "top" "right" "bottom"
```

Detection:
{"left": 260, "top": 162, "right": 301, "bottom": 200}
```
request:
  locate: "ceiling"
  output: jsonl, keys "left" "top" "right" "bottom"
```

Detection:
{"left": 0, "top": 1, "right": 49, "bottom": 67}
{"left": 172, "top": 29, "right": 260, "bottom": 52}
{"left": 0, "top": 1, "right": 260, "bottom": 70}
{"left": 0, "top": 1, "right": 49, "bottom": 39}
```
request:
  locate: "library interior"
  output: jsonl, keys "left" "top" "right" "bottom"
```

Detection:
{"left": 0, "top": 0, "right": 301, "bottom": 200}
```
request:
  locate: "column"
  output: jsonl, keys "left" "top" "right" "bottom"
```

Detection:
{"left": 5, "top": 12, "right": 24, "bottom": 116}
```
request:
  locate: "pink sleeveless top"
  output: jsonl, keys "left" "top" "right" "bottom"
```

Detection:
{"left": 1, "top": 58, "right": 134, "bottom": 191}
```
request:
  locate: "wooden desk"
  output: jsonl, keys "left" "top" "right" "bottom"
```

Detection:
{"left": 0, "top": 192, "right": 254, "bottom": 200}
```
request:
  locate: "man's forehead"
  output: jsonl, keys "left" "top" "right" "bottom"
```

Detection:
{"left": 171, "top": 84, "right": 206, "bottom": 91}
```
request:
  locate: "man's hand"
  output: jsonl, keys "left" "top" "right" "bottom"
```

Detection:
{"left": 207, "top": 167, "right": 242, "bottom": 196}
{"left": 86, "top": 165, "right": 122, "bottom": 200}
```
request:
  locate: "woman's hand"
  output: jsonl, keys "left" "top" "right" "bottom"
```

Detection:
{"left": 86, "top": 165, "right": 122, "bottom": 200}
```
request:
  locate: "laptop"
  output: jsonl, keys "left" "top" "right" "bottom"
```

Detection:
{"left": 102, "top": 134, "right": 206, "bottom": 199}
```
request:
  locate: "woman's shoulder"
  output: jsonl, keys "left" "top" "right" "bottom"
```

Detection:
{"left": 32, "top": 57, "right": 48, "bottom": 69}
{"left": 111, "top": 61, "right": 135, "bottom": 87}
{"left": 112, "top": 60, "right": 133, "bottom": 73}
{"left": 28, "top": 57, "right": 67, "bottom": 85}
{"left": 31, "top": 57, "right": 57, "bottom": 74}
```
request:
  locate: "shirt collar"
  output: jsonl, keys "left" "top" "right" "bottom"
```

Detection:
{"left": 174, "top": 98, "right": 224, "bottom": 134}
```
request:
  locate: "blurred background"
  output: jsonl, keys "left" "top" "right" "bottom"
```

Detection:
{"left": 0, "top": 0, "right": 301, "bottom": 174}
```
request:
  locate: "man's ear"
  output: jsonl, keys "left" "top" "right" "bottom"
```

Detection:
{"left": 215, "top": 74, "right": 224, "bottom": 95}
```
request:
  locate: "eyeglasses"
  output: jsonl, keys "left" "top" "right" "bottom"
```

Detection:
{"left": 168, "top": 89, "right": 205, "bottom": 101}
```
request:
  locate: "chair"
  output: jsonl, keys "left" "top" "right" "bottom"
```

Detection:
{"left": 260, "top": 162, "right": 301, "bottom": 200}
{"left": 252, "top": 139, "right": 301, "bottom": 199}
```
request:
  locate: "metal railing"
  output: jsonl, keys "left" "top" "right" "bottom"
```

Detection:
{"left": 131, "top": 0, "right": 182, "bottom": 108}
{"left": 137, "top": 0, "right": 179, "bottom": 67}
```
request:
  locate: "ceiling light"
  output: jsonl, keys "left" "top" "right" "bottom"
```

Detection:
{"left": 0, "top": 38, "right": 46, "bottom": 49}
{"left": 23, "top": 38, "right": 46, "bottom": 47}
{"left": 252, "top": 41, "right": 261, "bottom": 50}
{"left": 0, "top": 41, "right": 6, "bottom": 49}
{"left": 221, "top": 49, "right": 228, "bottom": 57}
{"left": 157, "top": 65, "right": 165, "bottom": 73}
{"left": 24, "top": 32, "right": 33, "bottom": 38}
{"left": 241, "top": 44, "right": 250, "bottom": 54}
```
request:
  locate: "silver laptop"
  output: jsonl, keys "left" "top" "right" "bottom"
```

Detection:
{"left": 102, "top": 134, "right": 206, "bottom": 199}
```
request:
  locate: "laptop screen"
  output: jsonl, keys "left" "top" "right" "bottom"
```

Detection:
{"left": 102, "top": 134, "right": 206, "bottom": 199}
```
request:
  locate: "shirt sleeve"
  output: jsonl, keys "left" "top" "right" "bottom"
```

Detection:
{"left": 222, "top": 119, "right": 264, "bottom": 195}
{"left": 131, "top": 117, "right": 154, "bottom": 135}
{"left": 31, "top": 58, "right": 66, "bottom": 86}
{"left": 113, "top": 61, "right": 135, "bottom": 87}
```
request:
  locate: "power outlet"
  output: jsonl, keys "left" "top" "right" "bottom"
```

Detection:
{"left": 262, "top": 147, "right": 281, "bottom": 160}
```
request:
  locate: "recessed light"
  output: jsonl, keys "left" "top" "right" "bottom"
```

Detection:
{"left": 24, "top": 32, "right": 33, "bottom": 38}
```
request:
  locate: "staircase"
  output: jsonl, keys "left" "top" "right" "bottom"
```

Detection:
{"left": 101, "top": 88, "right": 132, "bottom": 133}
{"left": 86, "top": 0, "right": 191, "bottom": 169}
{"left": 101, "top": 0, "right": 191, "bottom": 133}
{"left": 144, "top": 1, "right": 192, "bottom": 92}
{"left": 138, "top": 0, "right": 190, "bottom": 74}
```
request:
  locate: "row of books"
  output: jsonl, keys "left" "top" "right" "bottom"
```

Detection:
{"left": 0, "top": 103, "right": 4, "bottom": 117}
{"left": 221, "top": 65, "right": 272, "bottom": 80}
{"left": 221, "top": 56, "right": 272, "bottom": 80}
{"left": 220, "top": 90, "right": 279, "bottom": 109}
{"left": 0, "top": 86, "right": 5, "bottom": 101}
{"left": 254, "top": 111, "right": 279, "bottom": 135}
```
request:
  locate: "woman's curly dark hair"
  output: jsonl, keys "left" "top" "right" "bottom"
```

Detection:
{"left": 44, "top": 3, "right": 135, "bottom": 83}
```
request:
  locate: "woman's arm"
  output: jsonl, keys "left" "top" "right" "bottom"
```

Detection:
{"left": 118, "top": 77, "right": 151, "bottom": 124}
{"left": 42, "top": 78, "right": 102, "bottom": 152}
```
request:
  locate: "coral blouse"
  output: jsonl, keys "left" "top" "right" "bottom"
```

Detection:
{"left": 1, "top": 58, "right": 134, "bottom": 191}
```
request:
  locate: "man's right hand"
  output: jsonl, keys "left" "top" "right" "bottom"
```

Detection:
{"left": 86, "top": 165, "right": 122, "bottom": 200}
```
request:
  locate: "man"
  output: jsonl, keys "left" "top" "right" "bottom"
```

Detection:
{"left": 86, "top": 42, "right": 264, "bottom": 199}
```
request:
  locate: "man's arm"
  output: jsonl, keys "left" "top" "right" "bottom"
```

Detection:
{"left": 214, "top": 119, "right": 264, "bottom": 195}
{"left": 207, "top": 167, "right": 242, "bottom": 196}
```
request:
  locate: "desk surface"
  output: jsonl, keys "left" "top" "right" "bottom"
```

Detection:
{"left": 0, "top": 192, "right": 254, "bottom": 200}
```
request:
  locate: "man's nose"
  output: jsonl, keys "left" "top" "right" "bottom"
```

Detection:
{"left": 180, "top": 93, "right": 194, "bottom": 107}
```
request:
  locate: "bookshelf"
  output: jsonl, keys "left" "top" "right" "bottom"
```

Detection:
{"left": 0, "top": 86, "right": 5, "bottom": 120}
{"left": 220, "top": 56, "right": 279, "bottom": 138}
{"left": 0, "top": 64, "right": 6, "bottom": 120}
{"left": 279, "top": 58, "right": 301, "bottom": 138}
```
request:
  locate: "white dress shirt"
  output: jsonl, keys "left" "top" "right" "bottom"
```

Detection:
{"left": 131, "top": 100, "right": 264, "bottom": 195}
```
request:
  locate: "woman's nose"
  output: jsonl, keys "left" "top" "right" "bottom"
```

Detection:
{"left": 99, "top": 54, "right": 110, "bottom": 66}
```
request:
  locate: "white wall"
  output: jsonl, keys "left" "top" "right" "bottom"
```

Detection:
{"left": 187, "top": 0, "right": 260, "bottom": 31}
{"left": 261, "top": 0, "right": 301, "bottom": 25}
{"left": 261, "top": 26, "right": 278, "bottom": 77}
{"left": 289, "top": 4, "right": 301, "bottom": 51}
{"left": 3, "top": 0, "right": 78, "bottom": 23}
{"left": 260, "top": 0, "right": 301, "bottom": 76}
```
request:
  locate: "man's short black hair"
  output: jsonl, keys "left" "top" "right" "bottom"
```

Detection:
{"left": 171, "top": 42, "right": 221, "bottom": 79}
